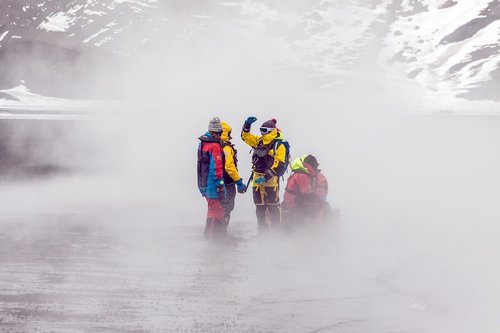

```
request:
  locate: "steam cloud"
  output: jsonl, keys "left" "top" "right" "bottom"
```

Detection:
{"left": 0, "top": 1, "right": 499, "bottom": 332}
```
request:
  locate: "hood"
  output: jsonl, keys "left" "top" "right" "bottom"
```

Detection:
{"left": 199, "top": 131, "right": 219, "bottom": 142}
{"left": 221, "top": 121, "right": 232, "bottom": 142}
{"left": 291, "top": 154, "right": 317, "bottom": 174}
{"left": 290, "top": 155, "right": 309, "bottom": 173}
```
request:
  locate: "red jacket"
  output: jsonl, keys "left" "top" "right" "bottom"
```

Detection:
{"left": 197, "top": 132, "right": 224, "bottom": 199}
{"left": 283, "top": 163, "right": 328, "bottom": 209}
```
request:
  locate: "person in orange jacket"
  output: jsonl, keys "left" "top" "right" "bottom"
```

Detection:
{"left": 220, "top": 120, "right": 247, "bottom": 233}
{"left": 282, "top": 154, "right": 330, "bottom": 227}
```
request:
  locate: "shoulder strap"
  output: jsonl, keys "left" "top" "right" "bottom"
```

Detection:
{"left": 271, "top": 138, "right": 281, "bottom": 156}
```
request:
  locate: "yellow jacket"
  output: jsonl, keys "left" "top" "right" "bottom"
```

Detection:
{"left": 221, "top": 121, "right": 241, "bottom": 183}
{"left": 241, "top": 127, "right": 286, "bottom": 175}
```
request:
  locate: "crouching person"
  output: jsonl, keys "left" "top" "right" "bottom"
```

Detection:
{"left": 282, "top": 154, "right": 330, "bottom": 230}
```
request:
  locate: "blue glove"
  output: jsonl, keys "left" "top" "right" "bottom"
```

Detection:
{"left": 236, "top": 179, "right": 247, "bottom": 193}
{"left": 246, "top": 116, "right": 257, "bottom": 124}
{"left": 254, "top": 177, "right": 266, "bottom": 184}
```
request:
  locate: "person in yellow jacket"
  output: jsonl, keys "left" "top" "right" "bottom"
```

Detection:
{"left": 221, "top": 120, "right": 247, "bottom": 233}
{"left": 241, "top": 117, "right": 286, "bottom": 231}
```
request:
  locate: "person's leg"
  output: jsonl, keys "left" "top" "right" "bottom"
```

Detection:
{"left": 267, "top": 204, "right": 281, "bottom": 230}
{"left": 205, "top": 198, "right": 225, "bottom": 239}
{"left": 253, "top": 185, "right": 267, "bottom": 231}
{"left": 255, "top": 205, "right": 267, "bottom": 231}
{"left": 264, "top": 178, "right": 281, "bottom": 229}
{"left": 221, "top": 183, "right": 236, "bottom": 232}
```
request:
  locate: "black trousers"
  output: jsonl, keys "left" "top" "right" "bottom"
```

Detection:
{"left": 252, "top": 180, "right": 281, "bottom": 229}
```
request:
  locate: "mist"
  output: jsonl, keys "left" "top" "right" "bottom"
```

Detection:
{"left": 1, "top": 1, "right": 500, "bottom": 332}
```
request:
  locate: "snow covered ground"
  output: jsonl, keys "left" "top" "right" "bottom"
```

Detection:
{"left": 1, "top": 79, "right": 499, "bottom": 119}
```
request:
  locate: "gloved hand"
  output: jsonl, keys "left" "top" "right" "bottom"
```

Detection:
{"left": 254, "top": 177, "right": 266, "bottom": 184}
{"left": 243, "top": 116, "right": 257, "bottom": 132}
{"left": 246, "top": 116, "right": 257, "bottom": 124}
{"left": 236, "top": 179, "right": 247, "bottom": 193}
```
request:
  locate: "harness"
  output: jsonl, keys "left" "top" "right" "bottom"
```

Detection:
{"left": 251, "top": 139, "right": 276, "bottom": 173}
{"left": 251, "top": 138, "right": 290, "bottom": 175}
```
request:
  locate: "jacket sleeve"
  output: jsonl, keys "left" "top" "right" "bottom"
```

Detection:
{"left": 241, "top": 130, "right": 260, "bottom": 148}
{"left": 209, "top": 143, "right": 224, "bottom": 181}
{"left": 223, "top": 145, "right": 241, "bottom": 182}
{"left": 285, "top": 173, "right": 299, "bottom": 194}
{"left": 297, "top": 173, "right": 314, "bottom": 195}
{"left": 285, "top": 173, "right": 315, "bottom": 207}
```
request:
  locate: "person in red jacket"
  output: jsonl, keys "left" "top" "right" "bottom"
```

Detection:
{"left": 282, "top": 154, "right": 329, "bottom": 228}
{"left": 197, "top": 117, "right": 225, "bottom": 239}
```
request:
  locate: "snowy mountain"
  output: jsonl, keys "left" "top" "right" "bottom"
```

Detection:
{"left": 381, "top": 0, "right": 500, "bottom": 100}
{"left": 0, "top": 0, "right": 498, "bottom": 100}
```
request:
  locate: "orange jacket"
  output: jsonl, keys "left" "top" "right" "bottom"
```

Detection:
{"left": 283, "top": 158, "right": 328, "bottom": 209}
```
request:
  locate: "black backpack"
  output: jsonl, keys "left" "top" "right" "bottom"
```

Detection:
{"left": 273, "top": 138, "right": 291, "bottom": 177}
{"left": 252, "top": 138, "right": 291, "bottom": 177}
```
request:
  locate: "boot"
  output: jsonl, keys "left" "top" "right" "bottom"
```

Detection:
{"left": 222, "top": 215, "right": 230, "bottom": 234}
{"left": 204, "top": 218, "right": 216, "bottom": 240}
{"left": 256, "top": 206, "right": 268, "bottom": 232}
{"left": 268, "top": 205, "right": 281, "bottom": 232}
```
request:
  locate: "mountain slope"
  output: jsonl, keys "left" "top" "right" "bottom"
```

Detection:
{"left": 0, "top": 0, "right": 498, "bottom": 100}
{"left": 381, "top": 0, "right": 500, "bottom": 100}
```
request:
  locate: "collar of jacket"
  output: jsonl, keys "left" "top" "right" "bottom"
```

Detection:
{"left": 199, "top": 132, "right": 220, "bottom": 143}
{"left": 260, "top": 128, "right": 279, "bottom": 145}
{"left": 290, "top": 155, "right": 318, "bottom": 175}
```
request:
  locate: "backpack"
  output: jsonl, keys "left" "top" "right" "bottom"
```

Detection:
{"left": 251, "top": 137, "right": 291, "bottom": 177}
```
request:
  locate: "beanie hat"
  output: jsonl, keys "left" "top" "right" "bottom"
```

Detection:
{"left": 261, "top": 118, "right": 277, "bottom": 129}
{"left": 304, "top": 154, "right": 319, "bottom": 169}
{"left": 208, "top": 117, "right": 223, "bottom": 132}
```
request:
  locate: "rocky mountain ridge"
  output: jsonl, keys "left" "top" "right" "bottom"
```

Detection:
{"left": 0, "top": 0, "right": 498, "bottom": 100}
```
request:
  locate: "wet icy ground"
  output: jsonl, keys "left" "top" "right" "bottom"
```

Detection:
{"left": 0, "top": 202, "right": 434, "bottom": 333}
{"left": 0, "top": 170, "right": 485, "bottom": 333}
